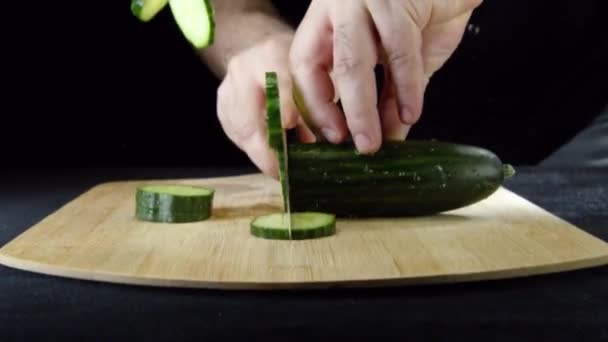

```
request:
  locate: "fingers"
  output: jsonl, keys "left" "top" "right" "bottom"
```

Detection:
{"left": 367, "top": 0, "right": 426, "bottom": 126}
{"left": 242, "top": 133, "right": 280, "bottom": 178}
{"left": 379, "top": 66, "right": 411, "bottom": 141}
{"left": 217, "top": 64, "right": 279, "bottom": 178}
{"left": 295, "top": 117, "right": 317, "bottom": 143}
{"left": 290, "top": 1, "right": 348, "bottom": 144}
{"left": 331, "top": 1, "right": 382, "bottom": 154}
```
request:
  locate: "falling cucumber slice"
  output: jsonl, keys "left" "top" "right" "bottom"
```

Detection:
{"left": 169, "top": 0, "right": 215, "bottom": 49}
{"left": 135, "top": 184, "right": 214, "bottom": 223}
{"left": 250, "top": 212, "right": 336, "bottom": 240}
{"left": 265, "top": 71, "right": 290, "bottom": 213}
{"left": 265, "top": 72, "right": 283, "bottom": 151}
{"left": 131, "top": 0, "right": 169, "bottom": 22}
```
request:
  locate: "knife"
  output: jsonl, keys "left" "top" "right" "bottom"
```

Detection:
{"left": 279, "top": 123, "right": 293, "bottom": 240}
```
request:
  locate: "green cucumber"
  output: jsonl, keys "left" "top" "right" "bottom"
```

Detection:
{"left": 168, "top": 0, "right": 215, "bottom": 49}
{"left": 287, "top": 140, "right": 515, "bottom": 217}
{"left": 135, "top": 184, "right": 214, "bottom": 223}
{"left": 250, "top": 212, "right": 336, "bottom": 240}
{"left": 265, "top": 72, "right": 283, "bottom": 151}
{"left": 131, "top": 0, "right": 169, "bottom": 22}
{"left": 265, "top": 72, "right": 290, "bottom": 212}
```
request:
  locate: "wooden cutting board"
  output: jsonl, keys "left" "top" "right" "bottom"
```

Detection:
{"left": 1, "top": 173, "right": 607, "bottom": 290}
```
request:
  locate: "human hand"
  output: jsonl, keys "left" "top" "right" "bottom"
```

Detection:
{"left": 290, "top": 0, "right": 483, "bottom": 154}
{"left": 217, "top": 33, "right": 315, "bottom": 178}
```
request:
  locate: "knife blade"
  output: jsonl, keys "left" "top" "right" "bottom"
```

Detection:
{"left": 279, "top": 128, "right": 293, "bottom": 240}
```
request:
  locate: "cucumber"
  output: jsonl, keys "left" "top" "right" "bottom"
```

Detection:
{"left": 136, "top": 207, "right": 212, "bottom": 223}
{"left": 287, "top": 140, "right": 515, "bottom": 217}
{"left": 135, "top": 184, "right": 214, "bottom": 223}
{"left": 168, "top": 0, "right": 215, "bottom": 49}
{"left": 250, "top": 212, "right": 336, "bottom": 240}
{"left": 265, "top": 72, "right": 290, "bottom": 213}
{"left": 131, "top": 0, "right": 169, "bottom": 22}
{"left": 265, "top": 72, "right": 284, "bottom": 151}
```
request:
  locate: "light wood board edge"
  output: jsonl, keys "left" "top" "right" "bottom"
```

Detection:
{"left": 1, "top": 250, "right": 607, "bottom": 290}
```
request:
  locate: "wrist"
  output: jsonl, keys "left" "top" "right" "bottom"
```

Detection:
{"left": 200, "top": 11, "right": 294, "bottom": 78}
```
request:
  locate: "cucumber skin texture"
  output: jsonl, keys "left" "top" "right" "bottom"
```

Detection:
{"left": 135, "top": 186, "right": 214, "bottom": 223}
{"left": 288, "top": 140, "right": 511, "bottom": 218}
{"left": 136, "top": 206, "right": 211, "bottom": 223}
{"left": 136, "top": 187, "right": 214, "bottom": 213}
{"left": 265, "top": 72, "right": 283, "bottom": 151}
{"left": 265, "top": 72, "right": 289, "bottom": 212}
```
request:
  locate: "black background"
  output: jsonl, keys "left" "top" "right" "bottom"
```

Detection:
{"left": 1, "top": 1, "right": 607, "bottom": 168}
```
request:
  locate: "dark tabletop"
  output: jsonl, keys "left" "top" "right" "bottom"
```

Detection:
{"left": 0, "top": 167, "right": 607, "bottom": 341}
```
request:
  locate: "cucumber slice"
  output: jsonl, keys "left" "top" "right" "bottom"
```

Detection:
{"left": 136, "top": 207, "right": 211, "bottom": 223}
{"left": 168, "top": 0, "right": 215, "bottom": 49}
{"left": 265, "top": 72, "right": 283, "bottom": 151}
{"left": 131, "top": 0, "right": 169, "bottom": 22}
{"left": 265, "top": 71, "right": 291, "bottom": 214}
{"left": 135, "top": 184, "right": 214, "bottom": 223}
{"left": 250, "top": 212, "right": 336, "bottom": 240}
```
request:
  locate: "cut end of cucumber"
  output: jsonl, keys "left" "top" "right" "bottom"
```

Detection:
{"left": 251, "top": 212, "right": 336, "bottom": 240}
{"left": 169, "top": 0, "right": 215, "bottom": 49}
{"left": 131, "top": 0, "right": 169, "bottom": 22}
{"left": 138, "top": 184, "right": 214, "bottom": 197}
{"left": 503, "top": 164, "right": 516, "bottom": 179}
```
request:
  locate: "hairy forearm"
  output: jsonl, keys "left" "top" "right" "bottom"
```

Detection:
{"left": 199, "top": 0, "right": 294, "bottom": 78}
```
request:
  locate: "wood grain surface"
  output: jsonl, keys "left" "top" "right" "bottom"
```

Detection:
{"left": 1, "top": 173, "right": 607, "bottom": 290}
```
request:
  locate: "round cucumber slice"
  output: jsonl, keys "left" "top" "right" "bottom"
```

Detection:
{"left": 250, "top": 212, "right": 336, "bottom": 240}
{"left": 169, "top": 0, "right": 215, "bottom": 49}
{"left": 135, "top": 184, "right": 214, "bottom": 223}
{"left": 136, "top": 206, "right": 211, "bottom": 223}
{"left": 131, "top": 0, "right": 169, "bottom": 22}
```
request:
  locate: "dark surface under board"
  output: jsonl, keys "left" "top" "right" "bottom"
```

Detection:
{"left": 0, "top": 167, "right": 607, "bottom": 341}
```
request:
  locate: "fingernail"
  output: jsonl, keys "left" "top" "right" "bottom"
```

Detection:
{"left": 354, "top": 133, "right": 372, "bottom": 152}
{"left": 400, "top": 107, "right": 414, "bottom": 124}
{"left": 322, "top": 128, "right": 340, "bottom": 143}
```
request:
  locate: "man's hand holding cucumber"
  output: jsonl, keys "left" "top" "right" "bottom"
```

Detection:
{"left": 202, "top": 0, "right": 483, "bottom": 178}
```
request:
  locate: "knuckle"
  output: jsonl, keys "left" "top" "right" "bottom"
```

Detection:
{"left": 261, "top": 37, "right": 284, "bottom": 54}
{"left": 334, "top": 23, "right": 353, "bottom": 49}
{"left": 387, "top": 48, "right": 413, "bottom": 68}
{"left": 348, "top": 109, "right": 368, "bottom": 122}
{"left": 215, "top": 87, "right": 258, "bottom": 144}
{"left": 226, "top": 54, "right": 244, "bottom": 75}
{"left": 333, "top": 24, "right": 362, "bottom": 76}
{"left": 231, "top": 114, "right": 258, "bottom": 142}
{"left": 403, "top": 1, "right": 430, "bottom": 27}
{"left": 333, "top": 54, "right": 364, "bottom": 77}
